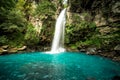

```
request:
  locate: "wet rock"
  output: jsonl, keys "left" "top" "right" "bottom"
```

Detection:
{"left": 1, "top": 45, "right": 9, "bottom": 49}
{"left": 114, "top": 45, "right": 120, "bottom": 54}
{"left": 86, "top": 47, "right": 97, "bottom": 55}
{"left": 17, "top": 46, "right": 27, "bottom": 51}
{"left": 97, "top": 50, "right": 102, "bottom": 53}
{"left": 0, "top": 46, "right": 27, "bottom": 54}
{"left": 114, "top": 45, "right": 120, "bottom": 50}
{"left": 66, "top": 47, "right": 79, "bottom": 52}
{"left": 0, "top": 48, "right": 7, "bottom": 54}
{"left": 113, "top": 56, "right": 120, "bottom": 62}
{"left": 43, "top": 47, "right": 50, "bottom": 51}
{"left": 80, "top": 49, "right": 86, "bottom": 52}
{"left": 8, "top": 48, "right": 18, "bottom": 53}
{"left": 100, "top": 52, "right": 115, "bottom": 58}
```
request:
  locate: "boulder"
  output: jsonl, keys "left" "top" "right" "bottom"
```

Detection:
{"left": 17, "top": 46, "right": 27, "bottom": 51}
{"left": 114, "top": 45, "right": 120, "bottom": 50}
{"left": 86, "top": 47, "right": 97, "bottom": 55}
{"left": 113, "top": 56, "right": 120, "bottom": 61}
{"left": 1, "top": 45, "right": 9, "bottom": 49}
{"left": 114, "top": 45, "right": 120, "bottom": 54}
{"left": 79, "top": 49, "right": 86, "bottom": 52}
{"left": 0, "top": 48, "right": 7, "bottom": 54}
{"left": 8, "top": 48, "right": 18, "bottom": 53}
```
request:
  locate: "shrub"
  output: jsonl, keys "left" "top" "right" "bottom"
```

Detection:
{"left": 25, "top": 24, "right": 39, "bottom": 45}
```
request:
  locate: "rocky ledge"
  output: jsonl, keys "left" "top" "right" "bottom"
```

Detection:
{"left": 0, "top": 45, "right": 120, "bottom": 62}
{"left": 0, "top": 45, "right": 27, "bottom": 54}
{"left": 67, "top": 45, "right": 120, "bottom": 62}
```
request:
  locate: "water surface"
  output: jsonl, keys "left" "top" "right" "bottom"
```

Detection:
{"left": 0, "top": 52, "right": 120, "bottom": 80}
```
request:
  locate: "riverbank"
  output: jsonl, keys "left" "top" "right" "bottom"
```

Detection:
{"left": 67, "top": 47, "right": 120, "bottom": 62}
{"left": 0, "top": 45, "right": 120, "bottom": 62}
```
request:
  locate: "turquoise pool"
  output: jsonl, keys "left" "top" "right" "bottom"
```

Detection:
{"left": 0, "top": 52, "right": 120, "bottom": 80}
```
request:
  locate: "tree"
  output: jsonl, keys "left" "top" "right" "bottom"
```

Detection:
{"left": 0, "top": 0, "right": 27, "bottom": 46}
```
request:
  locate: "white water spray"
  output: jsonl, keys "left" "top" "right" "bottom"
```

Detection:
{"left": 51, "top": 8, "right": 66, "bottom": 53}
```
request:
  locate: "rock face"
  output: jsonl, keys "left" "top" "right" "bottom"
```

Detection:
{"left": 69, "top": 0, "right": 120, "bottom": 25}
{"left": 94, "top": 14, "right": 107, "bottom": 27}
{"left": 66, "top": 0, "right": 120, "bottom": 53}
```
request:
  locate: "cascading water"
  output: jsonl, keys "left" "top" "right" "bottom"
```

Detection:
{"left": 45, "top": 0, "right": 67, "bottom": 54}
{"left": 51, "top": 8, "right": 66, "bottom": 53}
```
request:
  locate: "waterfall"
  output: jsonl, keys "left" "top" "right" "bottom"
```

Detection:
{"left": 51, "top": 8, "right": 66, "bottom": 53}
{"left": 45, "top": 0, "right": 67, "bottom": 54}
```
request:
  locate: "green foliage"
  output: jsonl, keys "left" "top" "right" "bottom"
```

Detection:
{"left": 0, "top": 0, "right": 16, "bottom": 23}
{"left": 0, "top": 0, "right": 57, "bottom": 47}
{"left": 0, "top": 9, "right": 26, "bottom": 30}
{"left": 0, "top": 0, "right": 27, "bottom": 31}
{"left": 33, "top": 0, "right": 57, "bottom": 43}
{"left": 109, "top": 22, "right": 120, "bottom": 27}
{"left": 8, "top": 32, "right": 25, "bottom": 47}
{"left": 24, "top": 1, "right": 34, "bottom": 19}
{"left": 16, "top": 0, "right": 26, "bottom": 10}
{"left": 0, "top": 31, "right": 25, "bottom": 47}
{"left": 35, "top": 0, "right": 56, "bottom": 19}
{"left": 76, "top": 21, "right": 96, "bottom": 30}
{"left": 25, "top": 24, "right": 39, "bottom": 45}
{"left": 0, "top": 0, "right": 28, "bottom": 47}
{"left": 0, "top": 0, "right": 16, "bottom": 10}
{"left": 65, "top": 21, "right": 96, "bottom": 44}
{"left": 0, "top": 0, "right": 119, "bottom": 52}
{"left": 66, "top": 19, "right": 120, "bottom": 50}
{"left": 0, "top": 36, "right": 8, "bottom": 45}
